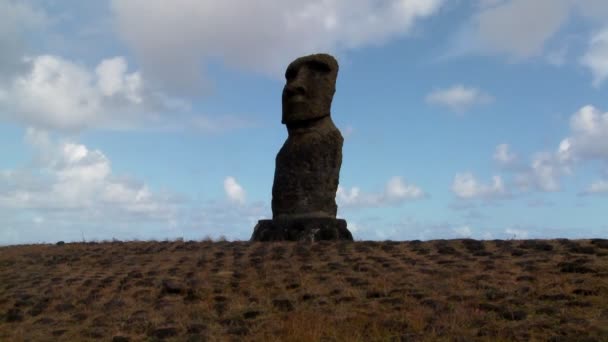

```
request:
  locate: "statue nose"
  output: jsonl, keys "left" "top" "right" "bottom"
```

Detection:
{"left": 286, "top": 79, "right": 307, "bottom": 97}
{"left": 288, "top": 84, "right": 306, "bottom": 96}
{"left": 289, "top": 68, "right": 311, "bottom": 94}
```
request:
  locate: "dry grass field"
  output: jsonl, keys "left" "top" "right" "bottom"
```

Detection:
{"left": 1, "top": 238, "right": 608, "bottom": 341}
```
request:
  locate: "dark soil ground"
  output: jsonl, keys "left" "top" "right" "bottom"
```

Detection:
{"left": 1, "top": 238, "right": 608, "bottom": 341}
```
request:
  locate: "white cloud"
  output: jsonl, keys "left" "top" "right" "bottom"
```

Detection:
{"left": 497, "top": 105, "right": 607, "bottom": 193}
{"left": 560, "top": 105, "right": 608, "bottom": 162}
{"left": 0, "top": 0, "right": 48, "bottom": 79}
{"left": 337, "top": 186, "right": 362, "bottom": 205}
{"left": 574, "top": 0, "right": 608, "bottom": 23}
{"left": 348, "top": 221, "right": 361, "bottom": 233}
{"left": 451, "top": 0, "right": 608, "bottom": 86}
{"left": 425, "top": 85, "right": 493, "bottom": 112}
{"left": 503, "top": 146, "right": 571, "bottom": 193}
{"left": 385, "top": 176, "right": 425, "bottom": 199}
{"left": 0, "top": 129, "right": 176, "bottom": 217}
{"left": 0, "top": 55, "right": 148, "bottom": 131}
{"left": 0, "top": 54, "right": 252, "bottom": 133}
{"left": 337, "top": 176, "right": 425, "bottom": 208}
{"left": 582, "top": 180, "right": 608, "bottom": 195}
{"left": 458, "top": 0, "right": 608, "bottom": 58}
{"left": 471, "top": 0, "right": 570, "bottom": 59}
{"left": 453, "top": 225, "right": 472, "bottom": 237}
{"left": 0, "top": 2, "right": 255, "bottom": 134}
{"left": 110, "top": 0, "right": 444, "bottom": 92}
{"left": 516, "top": 152, "right": 568, "bottom": 192}
{"left": 0, "top": 129, "right": 274, "bottom": 245}
{"left": 224, "top": 176, "right": 246, "bottom": 204}
{"left": 493, "top": 143, "right": 518, "bottom": 167}
{"left": 0, "top": 128, "right": 176, "bottom": 216}
{"left": 451, "top": 172, "right": 506, "bottom": 199}
{"left": 581, "top": 28, "right": 608, "bottom": 88}
{"left": 96, "top": 57, "right": 142, "bottom": 102}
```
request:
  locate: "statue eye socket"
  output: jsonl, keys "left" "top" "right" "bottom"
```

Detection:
{"left": 308, "top": 61, "right": 331, "bottom": 74}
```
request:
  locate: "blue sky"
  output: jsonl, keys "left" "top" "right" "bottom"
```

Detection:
{"left": 1, "top": 0, "right": 607, "bottom": 245}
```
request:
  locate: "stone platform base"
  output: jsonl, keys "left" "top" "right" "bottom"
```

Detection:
{"left": 250, "top": 218, "right": 353, "bottom": 242}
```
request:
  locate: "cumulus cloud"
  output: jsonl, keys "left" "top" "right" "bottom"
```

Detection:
{"left": 490, "top": 106, "right": 607, "bottom": 193}
{"left": 0, "top": 55, "right": 156, "bottom": 131}
{"left": 574, "top": 0, "right": 608, "bottom": 21}
{"left": 471, "top": 0, "right": 570, "bottom": 59}
{"left": 0, "top": 54, "right": 252, "bottom": 133}
{"left": 425, "top": 85, "right": 493, "bottom": 113}
{"left": 451, "top": 173, "right": 506, "bottom": 199}
{"left": 581, "top": 29, "right": 608, "bottom": 88}
{"left": 493, "top": 143, "right": 518, "bottom": 167}
{"left": 96, "top": 57, "right": 143, "bottom": 102}
{"left": 0, "top": 0, "right": 48, "bottom": 80}
{"left": 458, "top": 0, "right": 608, "bottom": 57}
{"left": 451, "top": 0, "right": 608, "bottom": 86}
{"left": 0, "top": 129, "right": 272, "bottom": 244}
{"left": 514, "top": 152, "right": 571, "bottom": 192}
{"left": 558, "top": 105, "right": 608, "bottom": 162}
{"left": 0, "top": 2, "right": 256, "bottom": 134}
{"left": 110, "top": 0, "right": 444, "bottom": 93}
{"left": 581, "top": 180, "right": 608, "bottom": 195}
{"left": 0, "top": 128, "right": 181, "bottom": 244}
{"left": 337, "top": 176, "right": 425, "bottom": 208}
{"left": 224, "top": 176, "right": 246, "bottom": 204}
{"left": 452, "top": 225, "right": 472, "bottom": 237}
{"left": 385, "top": 176, "right": 425, "bottom": 199}
{"left": 0, "top": 128, "right": 177, "bottom": 215}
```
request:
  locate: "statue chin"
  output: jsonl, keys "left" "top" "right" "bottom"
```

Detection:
{"left": 283, "top": 105, "right": 329, "bottom": 125}
{"left": 282, "top": 110, "right": 311, "bottom": 124}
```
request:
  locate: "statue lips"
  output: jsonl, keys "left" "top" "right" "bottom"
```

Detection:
{"left": 288, "top": 94, "right": 307, "bottom": 103}
{"left": 285, "top": 93, "right": 308, "bottom": 114}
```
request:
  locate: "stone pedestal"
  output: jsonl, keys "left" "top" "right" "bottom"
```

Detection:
{"left": 251, "top": 218, "right": 353, "bottom": 242}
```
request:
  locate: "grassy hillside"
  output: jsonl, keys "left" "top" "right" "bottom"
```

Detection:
{"left": 1, "top": 239, "right": 608, "bottom": 341}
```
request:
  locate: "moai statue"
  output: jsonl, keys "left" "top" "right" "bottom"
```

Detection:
{"left": 251, "top": 53, "right": 353, "bottom": 241}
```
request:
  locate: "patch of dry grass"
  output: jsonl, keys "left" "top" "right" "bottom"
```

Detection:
{"left": 1, "top": 239, "right": 608, "bottom": 341}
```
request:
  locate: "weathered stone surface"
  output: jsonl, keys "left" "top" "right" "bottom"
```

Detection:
{"left": 281, "top": 54, "right": 338, "bottom": 125}
{"left": 274, "top": 54, "right": 342, "bottom": 219}
{"left": 251, "top": 218, "right": 352, "bottom": 242}
{"left": 251, "top": 53, "right": 352, "bottom": 241}
{"left": 272, "top": 116, "right": 343, "bottom": 219}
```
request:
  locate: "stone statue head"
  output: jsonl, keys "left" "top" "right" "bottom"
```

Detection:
{"left": 281, "top": 53, "right": 339, "bottom": 125}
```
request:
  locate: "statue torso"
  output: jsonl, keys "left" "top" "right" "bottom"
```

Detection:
{"left": 271, "top": 118, "right": 343, "bottom": 219}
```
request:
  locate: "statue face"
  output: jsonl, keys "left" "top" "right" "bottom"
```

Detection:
{"left": 282, "top": 54, "right": 338, "bottom": 124}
